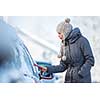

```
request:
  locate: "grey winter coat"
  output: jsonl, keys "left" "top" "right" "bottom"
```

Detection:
{"left": 47, "top": 28, "right": 94, "bottom": 83}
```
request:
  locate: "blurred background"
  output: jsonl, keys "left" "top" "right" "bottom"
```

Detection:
{"left": 1, "top": 16, "right": 100, "bottom": 82}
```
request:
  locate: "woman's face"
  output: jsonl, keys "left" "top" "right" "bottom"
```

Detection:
{"left": 58, "top": 33, "right": 64, "bottom": 40}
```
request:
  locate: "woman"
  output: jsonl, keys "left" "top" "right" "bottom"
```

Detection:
{"left": 40, "top": 18, "right": 95, "bottom": 83}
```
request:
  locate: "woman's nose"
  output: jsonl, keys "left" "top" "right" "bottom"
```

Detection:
{"left": 58, "top": 34, "right": 61, "bottom": 37}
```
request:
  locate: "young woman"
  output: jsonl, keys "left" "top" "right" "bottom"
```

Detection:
{"left": 40, "top": 18, "right": 94, "bottom": 83}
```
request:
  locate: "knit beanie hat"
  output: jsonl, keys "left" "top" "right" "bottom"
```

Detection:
{"left": 57, "top": 18, "right": 73, "bottom": 61}
{"left": 56, "top": 18, "right": 73, "bottom": 39}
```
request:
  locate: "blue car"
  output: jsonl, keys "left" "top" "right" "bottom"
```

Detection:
{"left": 0, "top": 19, "right": 41, "bottom": 83}
{"left": 0, "top": 19, "right": 61, "bottom": 83}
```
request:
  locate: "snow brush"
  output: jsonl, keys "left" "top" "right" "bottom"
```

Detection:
{"left": 34, "top": 63, "right": 53, "bottom": 80}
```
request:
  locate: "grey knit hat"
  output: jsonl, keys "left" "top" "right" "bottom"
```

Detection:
{"left": 57, "top": 18, "right": 73, "bottom": 61}
{"left": 56, "top": 18, "right": 73, "bottom": 39}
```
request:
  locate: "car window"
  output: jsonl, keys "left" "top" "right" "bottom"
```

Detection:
{"left": 14, "top": 39, "right": 39, "bottom": 78}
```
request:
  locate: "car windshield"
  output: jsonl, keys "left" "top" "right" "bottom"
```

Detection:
{"left": 15, "top": 39, "right": 39, "bottom": 78}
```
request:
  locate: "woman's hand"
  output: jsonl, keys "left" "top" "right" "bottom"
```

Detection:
{"left": 40, "top": 66, "right": 47, "bottom": 72}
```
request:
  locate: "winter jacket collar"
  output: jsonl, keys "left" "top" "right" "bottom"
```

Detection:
{"left": 65, "top": 27, "right": 82, "bottom": 44}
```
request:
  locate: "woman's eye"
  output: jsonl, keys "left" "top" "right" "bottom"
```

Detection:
{"left": 58, "top": 33, "right": 61, "bottom": 34}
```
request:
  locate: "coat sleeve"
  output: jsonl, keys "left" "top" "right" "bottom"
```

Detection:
{"left": 47, "top": 61, "right": 68, "bottom": 74}
{"left": 78, "top": 37, "right": 95, "bottom": 77}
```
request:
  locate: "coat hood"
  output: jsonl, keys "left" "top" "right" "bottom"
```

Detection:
{"left": 65, "top": 27, "right": 82, "bottom": 44}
